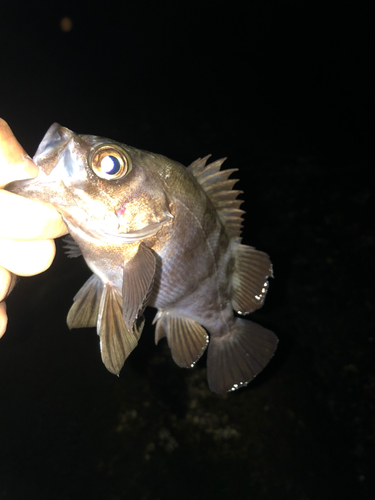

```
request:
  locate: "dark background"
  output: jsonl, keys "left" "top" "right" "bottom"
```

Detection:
{"left": 0, "top": 1, "right": 373, "bottom": 499}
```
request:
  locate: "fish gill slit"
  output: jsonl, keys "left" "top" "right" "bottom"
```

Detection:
{"left": 175, "top": 199, "right": 231, "bottom": 336}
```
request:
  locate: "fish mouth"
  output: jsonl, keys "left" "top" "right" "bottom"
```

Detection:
{"left": 93, "top": 215, "right": 173, "bottom": 243}
{"left": 6, "top": 124, "right": 77, "bottom": 196}
{"left": 63, "top": 212, "right": 173, "bottom": 245}
{"left": 5, "top": 170, "right": 55, "bottom": 199}
{"left": 57, "top": 215, "right": 171, "bottom": 250}
{"left": 5, "top": 124, "right": 68, "bottom": 194}
{"left": 7, "top": 123, "right": 174, "bottom": 245}
{"left": 33, "top": 123, "right": 75, "bottom": 174}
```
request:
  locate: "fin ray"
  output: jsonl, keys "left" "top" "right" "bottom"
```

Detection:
{"left": 122, "top": 243, "right": 156, "bottom": 331}
{"left": 187, "top": 155, "right": 212, "bottom": 175}
{"left": 195, "top": 159, "right": 228, "bottom": 182}
{"left": 156, "top": 313, "right": 209, "bottom": 368}
{"left": 189, "top": 156, "right": 244, "bottom": 239}
{"left": 98, "top": 285, "right": 140, "bottom": 375}
{"left": 207, "top": 318, "right": 277, "bottom": 393}
{"left": 63, "top": 235, "right": 82, "bottom": 258}
{"left": 67, "top": 274, "right": 103, "bottom": 329}
{"left": 231, "top": 244, "right": 273, "bottom": 314}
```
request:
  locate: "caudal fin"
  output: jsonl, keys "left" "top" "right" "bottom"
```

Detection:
{"left": 207, "top": 318, "right": 278, "bottom": 394}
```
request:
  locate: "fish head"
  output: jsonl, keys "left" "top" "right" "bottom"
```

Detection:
{"left": 7, "top": 123, "right": 173, "bottom": 243}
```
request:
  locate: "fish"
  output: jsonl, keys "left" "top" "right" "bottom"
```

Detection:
{"left": 7, "top": 123, "right": 277, "bottom": 393}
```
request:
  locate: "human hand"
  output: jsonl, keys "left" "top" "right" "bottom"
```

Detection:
{"left": 0, "top": 118, "right": 68, "bottom": 337}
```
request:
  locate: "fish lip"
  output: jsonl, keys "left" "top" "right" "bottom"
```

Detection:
{"left": 33, "top": 123, "right": 77, "bottom": 175}
{"left": 34, "top": 123, "right": 73, "bottom": 161}
{"left": 5, "top": 170, "right": 61, "bottom": 195}
{"left": 5, "top": 175, "right": 43, "bottom": 194}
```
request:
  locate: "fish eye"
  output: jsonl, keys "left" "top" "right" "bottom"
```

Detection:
{"left": 89, "top": 144, "right": 132, "bottom": 180}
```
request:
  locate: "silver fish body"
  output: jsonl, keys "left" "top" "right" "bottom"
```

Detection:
{"left": 7, "top": 124, "right": 277, "bottom": 393}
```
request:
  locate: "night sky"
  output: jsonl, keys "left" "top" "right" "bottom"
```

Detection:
{"left": 0, "top": 2, "right": 373, "bottom": 499}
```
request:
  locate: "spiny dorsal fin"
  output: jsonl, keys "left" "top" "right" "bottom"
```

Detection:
{"left": 187, "top": 155, "right": 212, "bottom": 176}
{"left": 188, "top": 156, "right": 244, "bottom": 240}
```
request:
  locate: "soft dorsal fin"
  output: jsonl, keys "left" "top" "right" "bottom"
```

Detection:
{"left": 188, "top": 156, "right": 244, "bottom": 240}
{"left": 231, "top": 243, "right": 273, "bottom": 315}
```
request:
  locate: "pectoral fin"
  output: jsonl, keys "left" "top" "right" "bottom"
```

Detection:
{"left": 122, "top": 243, "right": 156, "bottom": 331}
{"left": 155, "top": 312, "right": 209, "bottom": 368}
{"left": 98, "top": 284, "right": 141, "bottom": 375}
{"left": 67, "top": 274, "right": 103, "bottom": 329}
{"left": 63, "top": 235, "right": 82, "bottom": 258}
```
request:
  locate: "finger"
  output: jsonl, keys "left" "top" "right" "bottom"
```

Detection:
{"left": 0, "top": 265, "right": 16, "bottom": 339}
{"left": 0, "top": 118, "right": 39, "bottom": 187}
{"left": 0, "top": 190, "right": 68, "bottom": 240}
{"left": 0, "top": 266, "right": 15, "bottom": 301}
{"left": 0, "top": 119, "right": 68, "bottom": 240}
{"left": 0, "top": 301, "right": 7, "bottom": 338}
{"left": 0, "top": 237, "right": 56, "bottom": 276}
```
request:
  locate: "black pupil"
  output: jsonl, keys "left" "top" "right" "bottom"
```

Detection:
{"left": 102, "top": 155, "right": 121, "bottom": 175}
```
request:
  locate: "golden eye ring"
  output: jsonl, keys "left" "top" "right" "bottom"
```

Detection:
{"left": 89, "top": 144, "right": 132, "bottom": 180}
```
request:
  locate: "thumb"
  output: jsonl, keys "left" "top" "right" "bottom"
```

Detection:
{"left": 0, "top": 118, "right": 40, "bottom": 188}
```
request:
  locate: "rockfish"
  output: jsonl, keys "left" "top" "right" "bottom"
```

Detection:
{"left": 7, "top": 124, "right": 277, "bottom": 393}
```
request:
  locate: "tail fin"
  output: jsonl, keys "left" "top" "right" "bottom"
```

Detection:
{"left": 207, "top": 318, "right": 278, "bottom": 394}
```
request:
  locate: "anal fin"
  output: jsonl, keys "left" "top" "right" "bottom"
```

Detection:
{"left": 99, "top": 284, "right": 141, "bottom": 375}
{"left": 67, "top": 274, "right": 103, "bottom": 329}
{"left": 155, "top": 312, "right": 209, "bottom": 368}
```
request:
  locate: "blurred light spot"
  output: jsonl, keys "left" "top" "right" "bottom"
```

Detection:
{"left": 60, "top": 17, "right": 73, "bottom": 32}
